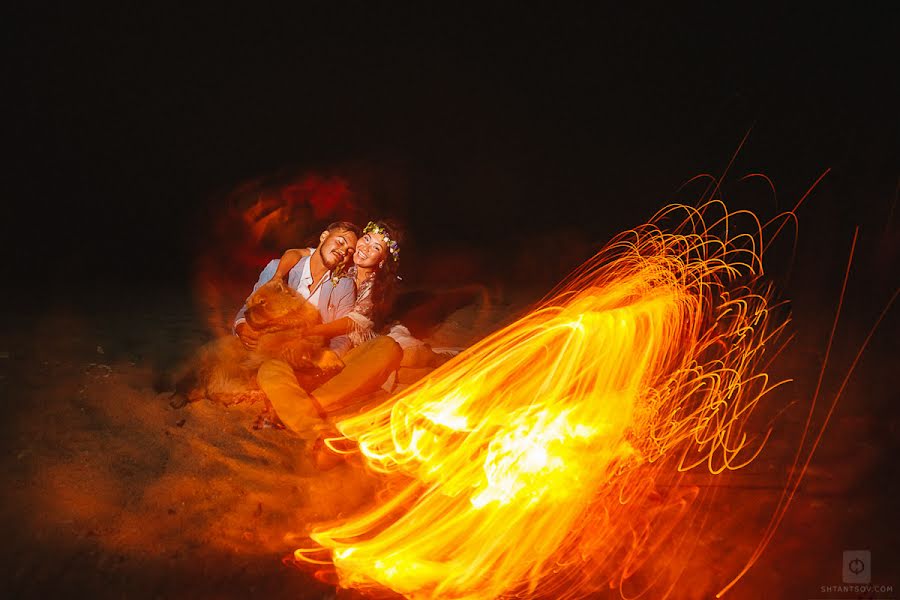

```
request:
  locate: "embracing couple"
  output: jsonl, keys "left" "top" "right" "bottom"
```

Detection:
{"left": 232, "top": 220, "right": 407, "bottom": 438}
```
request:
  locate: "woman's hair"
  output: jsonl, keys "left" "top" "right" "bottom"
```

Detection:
{"left": 367, "top": 219, "right": 403, "bottom": 329}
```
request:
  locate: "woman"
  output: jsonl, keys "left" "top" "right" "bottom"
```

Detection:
{"left": 270, "top": 219, "right": 402, "bottom": 348}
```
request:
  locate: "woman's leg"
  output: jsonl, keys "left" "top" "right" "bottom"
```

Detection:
{"left": 257, "top": 337, "right": 402, "bottom": 434}
{"left": 312, "top": 336, "right": 403, "bottom": 412}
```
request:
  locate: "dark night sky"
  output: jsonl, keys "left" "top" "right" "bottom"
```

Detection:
{"left": 5, "top": 5, "right": 898, "bottom": 290}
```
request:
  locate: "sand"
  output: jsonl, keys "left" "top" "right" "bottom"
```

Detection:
{"left": 1, "top": 281, "right": 896, "bottom": 599}
{"left": 0, "top": 285, "right": 516, "bottom": 599}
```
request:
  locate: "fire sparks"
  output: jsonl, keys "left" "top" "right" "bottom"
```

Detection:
{"left": 297, "top": 201, "right": 793, "bottom": 598}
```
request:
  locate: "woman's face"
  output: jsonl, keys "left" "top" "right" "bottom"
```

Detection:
{"left": 353, "top": 231, "right": 389, "bottom": 269}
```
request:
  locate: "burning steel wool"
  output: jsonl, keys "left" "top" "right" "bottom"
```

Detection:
{"left": 296, "top": 202, "right": 795, "bottom": 599}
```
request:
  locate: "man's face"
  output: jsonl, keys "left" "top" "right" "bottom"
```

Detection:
{"left": 318, "top": 228, "right": 358, "bottom": 269}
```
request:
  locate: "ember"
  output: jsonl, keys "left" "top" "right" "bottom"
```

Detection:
{"left": 295, "top": 201, "right": 793, "bottom": 598}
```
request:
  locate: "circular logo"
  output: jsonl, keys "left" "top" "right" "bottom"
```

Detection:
{"left": 848, "top": 557, "right": 866, "bottom": 575}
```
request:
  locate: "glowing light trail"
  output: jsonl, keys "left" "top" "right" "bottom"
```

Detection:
{"left": 297, "top": 202, "right": 794, "bottom": 599}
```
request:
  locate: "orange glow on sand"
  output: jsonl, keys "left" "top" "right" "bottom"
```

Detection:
{"left": 294, "top": 201, "right": 800, "bottom": 598}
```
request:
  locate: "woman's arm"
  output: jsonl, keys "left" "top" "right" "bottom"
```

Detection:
{"left": 306, "top": 317, "right": 353, "bottom": 339}
{"left": 310, "top": 277, "right": 377, "bottom": 341}
{"left": 271, "top": 248, "right": 313, "bottom": 281}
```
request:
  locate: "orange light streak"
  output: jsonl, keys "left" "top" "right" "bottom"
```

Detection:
{"left": 297, "top": 201, "right": 810, "bottom": 598}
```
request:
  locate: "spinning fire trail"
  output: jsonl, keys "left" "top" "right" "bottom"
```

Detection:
{"left": 298, "top": 202, "right": 795, "bottom": 598}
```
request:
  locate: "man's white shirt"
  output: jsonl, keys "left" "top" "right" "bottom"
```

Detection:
{"left": 234, "top": 250, "right": 327, "bottom": 330}
{"left": 297, "top": 253, "right": 328, "bottom": 306}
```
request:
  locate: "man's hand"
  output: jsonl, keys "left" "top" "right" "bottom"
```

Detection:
{"left": 235, "top": 322, "right": 261, "bottom": 350}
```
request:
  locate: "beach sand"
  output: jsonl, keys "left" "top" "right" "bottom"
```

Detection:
{"left": 1, "top": 282, "right": 896, "bottom": 599}
{"left": 0, "top": 285, "right": 519, "bottom": 599}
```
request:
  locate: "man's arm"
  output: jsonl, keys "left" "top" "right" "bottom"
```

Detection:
{"left": 271, "top": 248, "right": 312, "bottom": 282}
{"left": 327, "top": 278, "right": 357, "bottom": 356}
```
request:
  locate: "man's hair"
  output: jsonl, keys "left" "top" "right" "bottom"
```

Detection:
{"left": 325, "top": 221, "right": 362, "bottom": 239}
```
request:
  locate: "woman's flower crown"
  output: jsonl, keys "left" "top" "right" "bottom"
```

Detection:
{"left": 364, "top": 221, "right": 400, "bottom": 262}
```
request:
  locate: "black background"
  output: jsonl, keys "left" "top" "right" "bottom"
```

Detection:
{"left": 6, "top": 5, "right": 896, "bottom": 291}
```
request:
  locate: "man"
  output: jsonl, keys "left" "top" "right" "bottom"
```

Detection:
{"left": 234, "top": 221, "right": 361, "bottom": 356}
